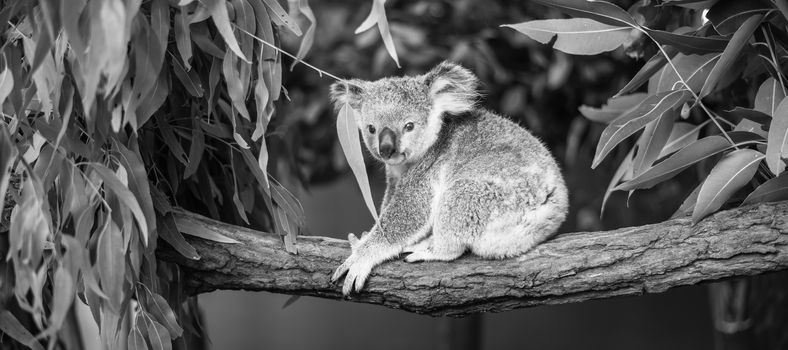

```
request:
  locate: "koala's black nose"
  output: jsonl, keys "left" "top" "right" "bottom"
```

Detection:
{"left": 378, "top": 128, "right": 397, "bottom": 159}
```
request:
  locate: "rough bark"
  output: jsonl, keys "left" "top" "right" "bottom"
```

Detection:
{"left": 159, "top": 200, "right": 788, "bottom": 317}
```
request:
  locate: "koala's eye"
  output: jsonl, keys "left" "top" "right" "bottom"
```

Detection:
{"left": 367, "top": 125, "right": 376, "bottom": 134}
{"left": 404, "top": 122, "right": 414, "bottom": 132}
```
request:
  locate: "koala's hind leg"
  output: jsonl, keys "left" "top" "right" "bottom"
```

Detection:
{"left": 405, "top": 180, "right": 492, "bottom": 263}
{"left": 471, "top": 186, "right": 565, "bottom": 259}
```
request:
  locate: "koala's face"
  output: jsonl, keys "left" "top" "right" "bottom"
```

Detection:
{"left": 354, "top": 78, "right": 436, "bottom": 165}
{"left": 330, "top": 61, "right": 479, "bottom": 166}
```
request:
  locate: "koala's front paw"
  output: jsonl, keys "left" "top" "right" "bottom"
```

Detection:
{"left": 331, "top": 253, "right": 374, "bottom": 296}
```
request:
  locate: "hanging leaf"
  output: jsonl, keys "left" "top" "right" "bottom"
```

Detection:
{"left": 206, "top": 0, "right": 249, "bottom": 62}
{"left": 593, "top": 89, "right": 691, "bottom": 168}
{"left": 231, "top": 156, "right": 250, "bottom": 224}
{"left": 354, "top": 0, "right": 400, "bottom": 67}
{"left": 136, "top": 68, "right": 170, "bottom": 128}
{"left": 261, "top": 0, "right": 303, "bottom": 36}
{"left": 240, "top": 147, "right": 271, "bottom": 194}
{"left": 145, "top": 293, "right": 184, "bottom": 338}
{"left": 601, "top": 147, "right": 635, "bottom": 217}
{"left": 151, "top": 0, "right": 170, "bottom": 63}
{"left": 699, "top": 15, "right": 762, "bottom": 98}
{"left": 171, "top": 58, "right": 204, "bottom": 97}
{"left": 90, "top": 163, "right": 149, "bottom": 245}
{"left": 270, "top": 180, "right": 305, "bottom": 226}
{"left": 158, "top": 213, "right": 200, "bottom": 260}
{"left": 174, "top": 9, "right": 193, "bottom": 69}
{"left": 222, "top": 50, "right": 252, "bottom": 121}
{"left": 0, "top": 125, "right": 17, "bottom": 216}
{"left": 115, "top": 140, "right": 157, "bottom": 241}
{"left": 290, "top": 0, "right": 316, "bottom": 69}
{"left": 754, "top": 77, "right": 786, "bottom": 116}
{"left": 692, "top": 149, "right": 764, "bottom": 224}
{"left": 97, "top": 220, "right": 125, "bottom": 311}
{"left": 156, "top": 114, "right": 189, "bottom": 166}
{"left": 0, "top": 58, "right": 14, "bottom": 107}
{"left": 127, "top": 328, "right": 148, "bottom": 350}
{"left": 0, "top": 311, "right": 44, "bottom": 350}
{"left": 141, "top": 313, "right": 172, "bottom": 350}
{"left": 502, "top": 18, "right": 631, "bottom": 56}
{"left": 766, "top": 96, "right": 788, "bottom": 175}
{"left": 531, "top": 0, "right": 637, "bottom": 27}
{"left": 578, "top": 93, "right": 648, "bottom": 123}
{"left": 47, "top": 265, "right": 74, "bottom": 331}
{"left": 337, "top": 103, "right": 378, "bottom": 219}
{"left": 616, "top": 132, "right": 762, "bottom": 191}
{"left": 632, "top": 111, "right": 675, "bottom": 175}
{"left": 183, "top": 118, "right": 205, "bottom": 179}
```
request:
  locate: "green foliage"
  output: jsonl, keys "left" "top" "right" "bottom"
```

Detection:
{"left": 506, "top": 0, "right": 788, "bottom": 223}
{"left": 0, "top": 0, "right": 340, "bottom": 348}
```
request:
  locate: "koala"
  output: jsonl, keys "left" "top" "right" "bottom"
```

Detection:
{"left": 329, "top": 61, "right": 568, "bottom": 296}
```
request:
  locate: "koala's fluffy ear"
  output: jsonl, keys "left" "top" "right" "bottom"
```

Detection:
{"left": 329, "top": 80, "right": 364, "bottom": 112}
{"left": 425, "top": 61, "right": 479, "bottom": 116}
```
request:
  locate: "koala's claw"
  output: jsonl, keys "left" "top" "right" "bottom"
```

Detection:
{"left": 404, "top": 251, "right": 429, "bottom": 263}
{"left": 347, "top": 233, "right": 360, "bottom": 249}
{"left": 332, "top": 252, "right": 374, "bottom": 296}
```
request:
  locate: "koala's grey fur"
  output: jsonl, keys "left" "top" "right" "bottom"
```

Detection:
{"left": 330, "top": 61, "right": 568, "bottom": 295}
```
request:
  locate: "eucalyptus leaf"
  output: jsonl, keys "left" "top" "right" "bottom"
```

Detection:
{"left": 0, "top": 311, "right": 44, "bottom": 350}
{"left": 742, "top": 171, "right": 788, "bottom": 205}
{"left": 205, "top": 0, "right": 249, "bottom": 62}
{"left": 699, "top": 14, "right": 761, "bottom": 98}
{"left": 337, "top": 103, "right": 378, "bottom": 220}
{"left": 766, "top": 96, "right": 788, "bottom": 175}
{"left": 97, "top": 220, "right": 125, "bottom": 312}
{"left": 290, "top": 0, "right": 316, "bottom": 69}
{"left": 127, "top": 328, "right": 148, "bottom": 350}
{"left": 593, "top": 89, "right": 691, "bottom": 168}
{"left": 616, "top": 132, "right": 763, "bottom": 191}
{"left": 503, "top": 18, "right": 631, "bottom": 56}
{"left": 158, "top": 213, "right": 200, "bottom": 260}
{"left": 692, "top": 149, "right": 764, "bottom": 224}
{"left": 90, "top": 163, "right": 149, "bottom": 245}
{"left": 754, "top": 77, "right": 786, "bottom": 116}
{"left": 579, "top": 93, "right": 648, "bottom": 123}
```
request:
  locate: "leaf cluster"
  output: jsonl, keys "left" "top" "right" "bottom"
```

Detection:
{"left": 0, "top": 0, "right": 313, "bottom": 348}
{"left": 506, "top": 0, "right": 788, "bottom": 222}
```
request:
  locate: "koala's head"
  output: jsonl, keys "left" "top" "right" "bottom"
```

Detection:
{"left": 330, "top": 61, "right": 479, "bottom": 166}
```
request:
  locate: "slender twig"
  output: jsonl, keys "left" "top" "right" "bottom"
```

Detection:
{"left": 231, "top": 23, "right": 358, "bottom": 86}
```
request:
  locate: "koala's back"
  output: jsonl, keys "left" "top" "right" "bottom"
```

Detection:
{"left": 440, "top": 109, "right": 564, "bottom": 190}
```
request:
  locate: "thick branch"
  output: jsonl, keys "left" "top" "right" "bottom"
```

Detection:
{"left": 160, "top": 202, "right": 788, "bottom": 317}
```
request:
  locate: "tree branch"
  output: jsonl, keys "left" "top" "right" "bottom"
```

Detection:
{"left": 159, "top": 201, "right": 788, "bottom": 317}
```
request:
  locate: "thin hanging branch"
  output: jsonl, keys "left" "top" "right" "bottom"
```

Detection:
{"left": 158, "top": 201, "right": 788, "bottom": 317}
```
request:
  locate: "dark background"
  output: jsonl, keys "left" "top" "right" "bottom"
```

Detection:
{"left": 201, "top": 0, "right": 714, "bottom": 348}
